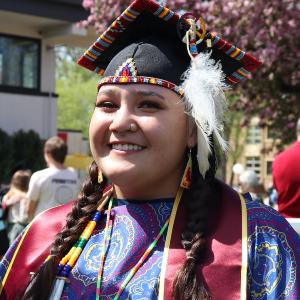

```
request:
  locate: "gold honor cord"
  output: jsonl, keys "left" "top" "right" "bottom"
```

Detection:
{"left": 158, "top": 187, "right": 184, "bottom": 299}
{"left": 239, "top": 194, "right": 248, "bottom": 300}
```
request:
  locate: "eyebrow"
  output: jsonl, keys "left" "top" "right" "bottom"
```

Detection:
{"left": 97, "top": 88, "right": 165, "bottom": 100}
{"left": 97, "top": 89, "right": 116, "bottom": 97}
{"left": 136, "top": 91, "right": 165, "bottom": 100}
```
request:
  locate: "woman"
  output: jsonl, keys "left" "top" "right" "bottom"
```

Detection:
{"left": 2, "top": 170, "right": 31, "bottom": 245}
{"left": 0, "top": 0, "right": 299, "bottom": 299}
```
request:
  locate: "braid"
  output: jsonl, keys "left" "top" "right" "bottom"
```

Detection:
{"left": 22, "top": 161, "right": 107, "bottom": 300}
{"left": 173, "top": 147, "right": 220, "bottom": 300}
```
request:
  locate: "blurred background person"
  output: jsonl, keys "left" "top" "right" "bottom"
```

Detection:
{"left": 272, "top": 118, "right": 300, "bottom": 218}
{"left": 2, "top": 170, "right": 31, "bottom": 245}
{"left": 0, "top": 181, "right": 9, "bottom": 258}
{"left": 239, "top": 169, "right": 264, "bottom": 203}
{"left": 265, "top": 182, "right": 278, "bottom": 208}
{"left": 26, "top": 136, "right": 79, "bottom": 221}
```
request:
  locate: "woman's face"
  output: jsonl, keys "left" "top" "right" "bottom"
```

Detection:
{"left": 89, "top": 84, "right": 196, "bottom": 199}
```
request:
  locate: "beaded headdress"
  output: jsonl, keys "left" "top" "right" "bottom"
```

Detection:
{"left": 78, "top": 0, "right": 261, "bottom": 177}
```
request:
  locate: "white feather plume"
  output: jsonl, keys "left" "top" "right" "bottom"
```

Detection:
{"left": 181, "top": 51, "right": 228, "bottom": 176}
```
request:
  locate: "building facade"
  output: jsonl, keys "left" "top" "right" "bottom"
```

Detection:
{"left": 226, "top": 117, "right": 280, "bottom": 189}
{"left": 0, "top": 0, "right": 95, "bottom": 139}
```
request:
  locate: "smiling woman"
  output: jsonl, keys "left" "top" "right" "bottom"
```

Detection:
{"left": 1, "top": 0, "right": 300, "bottom": 300}
{"left": 90, "top": 84, "right": 192, "bottom": 200}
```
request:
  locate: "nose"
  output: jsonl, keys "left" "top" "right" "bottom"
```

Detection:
{"left": 109, "top": 105, "right": 137, "bottom": 133}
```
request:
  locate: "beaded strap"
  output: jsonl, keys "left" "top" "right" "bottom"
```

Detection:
{"left": 55, "top": 189, "right": 113, "bottom": 278}
{"left": 57, "top": 210, "right": 102, "bottom": 277}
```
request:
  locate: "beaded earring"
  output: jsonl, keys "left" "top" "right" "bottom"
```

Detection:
{"left": 180, "top": 149, "right": 192, "bottom": 189}
{"left": 98, "top": 171, "right": 103, "bottom": 184}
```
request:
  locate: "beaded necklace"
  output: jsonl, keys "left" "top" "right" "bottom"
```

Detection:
{"left": 49, "top": 188, "right": 183, "bottom": 300}
{"left": 95, "top": 197, "right": 171, "bottom": 300}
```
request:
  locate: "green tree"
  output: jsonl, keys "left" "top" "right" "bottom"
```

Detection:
{"left": 11, "top": 130, "right": 44, "bottom": 172}
{"left": 0, "top": 129, "right": 44, "bottom": 183}
{"left": 56, "top": 46, "right": 99, "bottom": 137}
{"left": 0, "top": 129, "right": 13, "bottom": 183}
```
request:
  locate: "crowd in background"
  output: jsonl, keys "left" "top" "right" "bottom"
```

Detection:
{"left": 0, "top": 136, "right": 79, "bottom": 258}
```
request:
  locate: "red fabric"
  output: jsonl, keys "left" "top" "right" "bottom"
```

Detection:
{"left": 272, "top": 141, "right": 300, "bottom": 217}
{"left": 57, "top": 132, "right": 68, "bottom": 143}
{"left": 164, "top": 183, "right": 242, "bottom": 300}
{"left": 1, "top": 183, "right": 242, "bottom": 299}
{"left": 1, "top": 202, "right": 73, "bottom": 300}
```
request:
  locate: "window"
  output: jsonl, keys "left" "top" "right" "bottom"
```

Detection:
{"left": 246, "top": 125, "right": 261, "bottom": 144}
{"left": 266, "top": 161, "right": 273, "bottom": 175}
{"left": 246, "top": 156, "right": 261, "bottom": 176}
{"left": 0, "top": 34, "right": 40, "bottom": 90}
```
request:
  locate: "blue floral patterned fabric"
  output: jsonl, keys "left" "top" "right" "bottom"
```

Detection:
{"left": 0, "top": 226, "right": 23, "bottom": 280}
{"left": 1, "top": 197, "right": 299, "bottom": 299}
{"left": 61, "top": 199, "right": 174, "bottom": 300}
{"left": 246, "top": 199, "right": 300, "bottom": 299}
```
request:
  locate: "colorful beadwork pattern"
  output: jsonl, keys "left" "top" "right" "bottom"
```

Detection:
{"left": 77, "top": 0, "right": 261, "bottom": 86}
{"left": 97, "top": 58, "right": 184, "bottom": 96}
{"left": 98, "top": 75, "right": 184, "bottom": 96}
{"left": 57, "top": 210, "right": 102, "bottom": 278}
{"left": 115, "top": 58, "right": 138, "bottom": 77}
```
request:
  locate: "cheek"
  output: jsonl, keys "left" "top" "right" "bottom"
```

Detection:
{"left": 164, "top": 115, "right": 187, "bottom": 143}
{"left": 148, "top": 115, "right": 188, "bottom": 151}
{"left": 89, "top": 112, "right": 110, "bottom": 150}
{"left": 89, "top": 113, "right": 100, "bottom": 143}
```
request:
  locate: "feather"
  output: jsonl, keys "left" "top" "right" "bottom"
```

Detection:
{"left": 181, "top": 51, "right": 228, "bottom": 176}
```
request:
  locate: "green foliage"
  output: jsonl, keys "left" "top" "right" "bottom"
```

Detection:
{"left": 55, "top": 46, "right": 99, "bottom": 137}
{"left": 0, "top": 129, "right": 44, "bottom": 183}
{"left": 11, "top": 130, "right": 45, "bottom": 172}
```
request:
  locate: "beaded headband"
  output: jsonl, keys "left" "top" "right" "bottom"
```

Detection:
{"left": 97, "top": 58, "right": 184, "bottom": 96}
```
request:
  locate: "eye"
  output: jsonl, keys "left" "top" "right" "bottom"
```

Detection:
{"left": 139, "top": 101, "right": 162, "bottom": 110}
{"left": 95, "top": 101, "right": 119, "bottom": 112}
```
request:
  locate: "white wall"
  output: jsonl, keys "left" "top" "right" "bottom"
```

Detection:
{"left": 0, "top": 93, "right": 56, "bottom": 139}
{"left": 41, "top": 41, "right": 56, "bottom": 93}
{"left": 58, "top": 130, "right": 89, "bottom": 155}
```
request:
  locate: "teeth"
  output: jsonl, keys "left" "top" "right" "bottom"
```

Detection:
{"left": 112, "top": 144, "right": 143, "bottom": 151}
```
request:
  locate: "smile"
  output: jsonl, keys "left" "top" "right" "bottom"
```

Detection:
{"left": 111, "top": 143, "right": 145, "bottom": 151}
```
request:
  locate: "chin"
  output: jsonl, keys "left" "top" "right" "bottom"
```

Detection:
{"left": 104, "top": 164, "right": 140, "bottom": 183}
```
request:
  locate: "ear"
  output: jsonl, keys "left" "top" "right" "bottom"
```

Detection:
{"left": 187, "top": 117, "right": 197, "bottom": 148}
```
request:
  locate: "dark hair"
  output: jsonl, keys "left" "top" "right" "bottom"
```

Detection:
{"left": 11, "top": 170, "right": 31, "bottom": 192}
{"left": 172, "top": 146, "right": 220, "bottom": 300}
{"left": 22, "top": 161, "right": 107, "bottom": 300}
{"left": 44, "top": 136, "right": 68, "bottom": 164}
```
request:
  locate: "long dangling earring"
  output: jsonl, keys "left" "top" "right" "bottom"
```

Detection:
{"left": 180, "top": 149, "right": 192, "bottom": 189}
{"left": 98, "top": 170, "right": 103, "bottom": 184}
